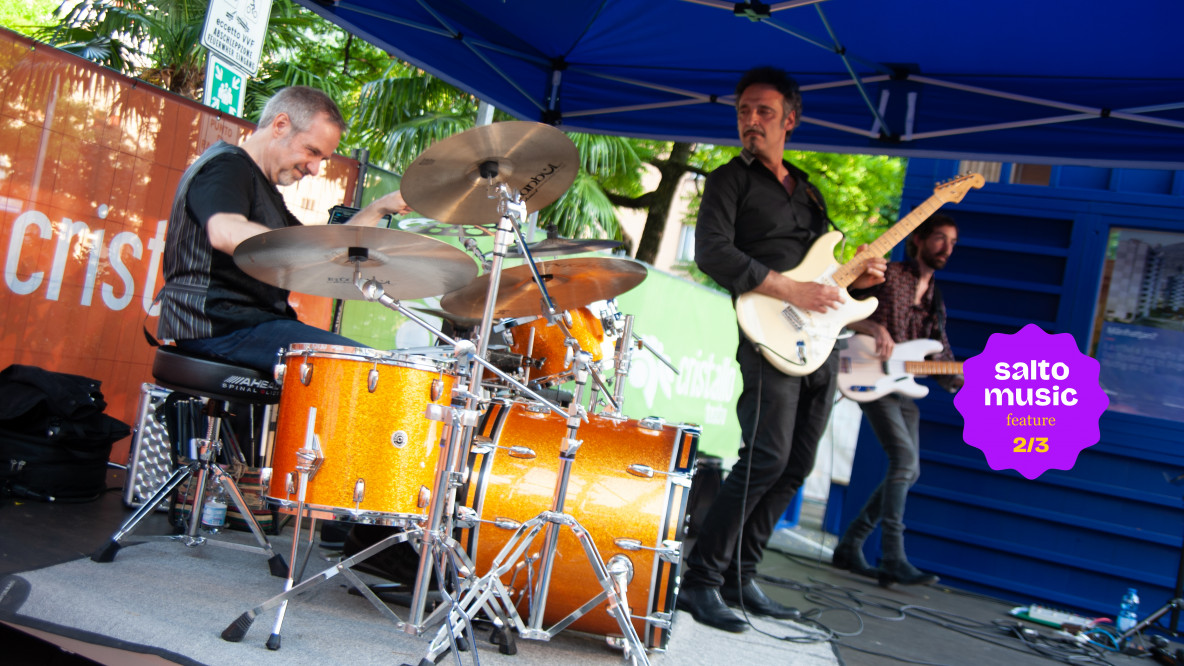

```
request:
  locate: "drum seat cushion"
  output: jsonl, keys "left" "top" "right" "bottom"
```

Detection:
{"left": 152, "top": 346, "right": 281, "bottom": 405}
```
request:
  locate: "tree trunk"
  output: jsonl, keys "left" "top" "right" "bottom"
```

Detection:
{"left": 634, "top": 141, "right": 693, "bottom": 265}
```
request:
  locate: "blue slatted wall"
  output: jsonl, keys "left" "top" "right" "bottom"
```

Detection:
{"left": 841, "top": 158, "right": 1184, "bottom": 628}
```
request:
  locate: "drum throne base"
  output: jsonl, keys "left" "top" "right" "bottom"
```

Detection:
{"left": 90, "top": 346, "right": 287, "bottom": 578}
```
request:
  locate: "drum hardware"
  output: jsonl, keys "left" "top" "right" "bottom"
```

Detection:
{"left": 426, "top": 351, "right": 652, "bottom": 666}
{"left": 613, "top": 539, "right": 682, "bottom": 563}
{"left": 226, "top": 121, "right": 666, "bottom": 661}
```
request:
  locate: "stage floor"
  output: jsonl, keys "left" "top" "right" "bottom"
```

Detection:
{"left": 1, "top": 469, "right": 1177, "bottom": 666}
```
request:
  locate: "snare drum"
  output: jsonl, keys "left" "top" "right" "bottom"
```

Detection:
{"left": 267, "top": 344, "right": 456, "bottom": 525}
{"left": 460, "top": 400, "right": 699, "bottom": 649}
{"left": 507, "top": 307, "right": 606, "bottom": 384}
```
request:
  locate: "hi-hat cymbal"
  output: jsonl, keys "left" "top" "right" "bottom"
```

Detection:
{"left": 234, "top": 225, "right": 478, "bottom": 301}
{"left": 401, "top": 121, "right": 579, "bottom": 225}
{"left": 506, "top": 236, "right": 622, "bottom": 258}
{"left": 441, "top": 257, "right": 647, "bottom": 319}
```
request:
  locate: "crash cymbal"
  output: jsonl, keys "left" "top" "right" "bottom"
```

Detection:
{"left": 506, "top": 236, "right": 622, "bottom": 258}
{"left": 440, "top": 257, "right": 647, "bottom": 319}
{"left": 234, "top": 225, "right": 478, "bottom": 301}
{"left": 401, "top": 121, "right": 579, "bottom": 225}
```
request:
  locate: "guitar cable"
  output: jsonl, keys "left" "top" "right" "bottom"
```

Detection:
{"left": 726, "top": 341, "right": 831, "bottom": 646}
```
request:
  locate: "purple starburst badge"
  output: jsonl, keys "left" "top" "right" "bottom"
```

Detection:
{"left": 953, "top": 324, "right": 1109, "bottom": 480}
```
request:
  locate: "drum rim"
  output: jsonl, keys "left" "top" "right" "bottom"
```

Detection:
{"left": 286, "top": 343, "right": 456, "bottom": 373}
{"left": 266, "top": 495, "right": 425, "bottom": 526}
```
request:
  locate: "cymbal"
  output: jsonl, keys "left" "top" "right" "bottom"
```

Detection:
{"left": 234, "top": 225, "right": 479, "bottom": 301}
{"left": 441, "top": 257, "right": 647, "bottom": 319}
{"left": 401, "top": 121, "right": 579, "bottom": 225}
{"left": 506, "top": 236, "right": 622, "bottom": 258}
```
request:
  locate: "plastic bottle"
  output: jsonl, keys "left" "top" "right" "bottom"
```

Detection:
{"left": 1117, "top": 587, "right": 1139, "bottom": 632}
{"left": 201, "top": 481, "right": 227, "bottom": 530}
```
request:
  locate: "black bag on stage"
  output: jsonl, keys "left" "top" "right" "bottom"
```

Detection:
{"left": 0, "top": 364, "right": 131, "bottom": 502}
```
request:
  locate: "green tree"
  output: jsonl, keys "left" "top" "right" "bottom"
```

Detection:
{"left": 0, "top": 0, "right": 59, "bottom": 35}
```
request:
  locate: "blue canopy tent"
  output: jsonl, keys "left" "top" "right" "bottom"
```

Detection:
{"left": 295, "top": 0, "right": 1184, "bottom": 168}
{"left": 294, "top": 0, "right": 1184, "bottom": 624}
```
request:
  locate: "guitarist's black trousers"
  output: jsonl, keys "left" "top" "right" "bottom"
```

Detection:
{"left": 682, "top": 338, "right": 839, "bottom": 589}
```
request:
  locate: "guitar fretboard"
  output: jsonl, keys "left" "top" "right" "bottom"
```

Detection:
{"left": 831, "top": 174, "right": 983, "bottom": 288}
{"left": 901, "top": 360, "right": 963, "bottom": 375}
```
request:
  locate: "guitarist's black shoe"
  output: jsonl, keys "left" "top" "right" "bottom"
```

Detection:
{"left": 676, "top": 586, "right": 749, "bottom": 632}
{"left": 831, "top": 543, "right": 879, "bottom": 579}
{"left": 878, "top": 560, "right": 939, "bottom": 587}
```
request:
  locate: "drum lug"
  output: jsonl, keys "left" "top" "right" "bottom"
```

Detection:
{"left": 300, "top": 359, "right": 314, "bottom": 386}
{"left": 367, "top": 367, "right": 379, "bottom": 393}
{"left": 626, "top": 464, "right": 655, "bottom": 478}
{"left": 638, "top": 416, "right": 665, "bottom": 431}
{"left": 493, "top": 517, "right": 522, "bottom": 531}
{"left": 524, "top": 401, "right": 549, "bottom": 414}
{"left": 417, "top": 485, "right": 431, "bottom": 508}
{"left": 505, "top": 445, "right": 536, "bottom": 459}
{"left": 273, "top": 363, "right": 286, "bottom": 385}
{"left": 353, "top": 478, "right": 365, "bottom": 505}
{"left": 431, "top": 378, "right": 443, "bottom": 401}
{"left": 285, "top": 471, "right": 297, "bottom": 495}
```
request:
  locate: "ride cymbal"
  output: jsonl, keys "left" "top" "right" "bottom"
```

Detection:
{"left": 401, "top": 121, "right": 579, "bottom": 225}
{"left": 234, "top": 225, "right": 478, "bottom": 301}
{"left": 440, "top": 257, "right": 647, "bottom": 319}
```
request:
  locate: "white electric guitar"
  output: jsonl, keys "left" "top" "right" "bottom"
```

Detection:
{"left": 734, "top": 173, "right": 984, "bottom": 376}
{"left": 837, "top": 334, "right": 964, "bottom": 402}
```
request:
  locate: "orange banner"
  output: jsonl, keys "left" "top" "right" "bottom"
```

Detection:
{"left": 0, "top": 28, "right": 357, "bottom": 461}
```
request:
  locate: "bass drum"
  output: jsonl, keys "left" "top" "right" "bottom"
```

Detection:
{"left": 459, "top": 400, "right": 699, "bottom": 650}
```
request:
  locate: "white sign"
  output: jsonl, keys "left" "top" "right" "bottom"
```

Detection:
{"left": 200, "top": 0, "right": 273, "bottom": 75}
{"left": 202, "top": 53, "right": 247, "bottom": 117}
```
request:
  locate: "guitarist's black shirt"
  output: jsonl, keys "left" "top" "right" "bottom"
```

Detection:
{"left": 694, "top": 149, "right": 829, "bottom": 298}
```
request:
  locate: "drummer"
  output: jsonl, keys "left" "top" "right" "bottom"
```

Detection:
{"left": 156, "top": 86, "right": 412, "bottom": 372}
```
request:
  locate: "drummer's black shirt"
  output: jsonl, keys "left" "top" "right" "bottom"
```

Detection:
{"left": 157, "top": 141, "right": 301, "bottom": 341}
{"left": 694, "top": 149, "right": 829, "bottom": 298}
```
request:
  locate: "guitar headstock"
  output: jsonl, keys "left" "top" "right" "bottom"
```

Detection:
{"left": 933, "top": 173, "right": 985, "bottom": 204}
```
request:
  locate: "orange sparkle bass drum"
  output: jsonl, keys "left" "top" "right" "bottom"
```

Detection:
{"left": 459, "top": 399, "right": 699, "bottom": 650}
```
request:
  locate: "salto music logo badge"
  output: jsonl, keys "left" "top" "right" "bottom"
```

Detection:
{"left": 953, "top": 323, "right": 1109, "bottom": 479}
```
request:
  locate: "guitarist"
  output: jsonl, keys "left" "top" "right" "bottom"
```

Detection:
{"left": 831, "top": 213, "right": 963, "bottom": 586}
{"left": 677, "top": 66, "right": 886, "bottom": 633}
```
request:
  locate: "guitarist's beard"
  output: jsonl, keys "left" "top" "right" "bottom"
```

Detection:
{"left": 919, "top": 246, "right": 949, "bottom": 270}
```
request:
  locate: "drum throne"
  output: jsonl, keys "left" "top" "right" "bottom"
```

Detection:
{"left": 90, "top": 346, "right": 287, "bottom": 577}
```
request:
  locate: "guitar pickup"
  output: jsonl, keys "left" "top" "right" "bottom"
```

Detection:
{"left": 780, "top": 305, "right": 805, "bottom": 330}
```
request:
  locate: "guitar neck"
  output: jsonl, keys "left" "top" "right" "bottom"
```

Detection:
{"left": 901, "top": 360, "right": 963, "bottom": 376}
{"left": 832, "top": 195, "right": 947, "bottom": 288}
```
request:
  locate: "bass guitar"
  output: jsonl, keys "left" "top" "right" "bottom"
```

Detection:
{"left": 837, "top": 334, "right": 963, "bottom": 402}
{"left": 734, "top": 173, "right": 983, "bottom": 376}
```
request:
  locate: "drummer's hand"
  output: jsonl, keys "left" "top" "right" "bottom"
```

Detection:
{"left": 375, "top": 190, "right": 414, "bottom": 217}
{"left": 349, "top": 191, "right": 414, "bottom": 227}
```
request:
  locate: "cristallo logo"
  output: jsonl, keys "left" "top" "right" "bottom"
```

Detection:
{"left": 518, "top": 163, "right": 565, "bottom": 202}
{"left": 627, "top": 335, "right": 737, "bottom": 426}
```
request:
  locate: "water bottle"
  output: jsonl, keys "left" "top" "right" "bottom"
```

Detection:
{"left": 201, "top": 482, "right": 227, "bottom": 530}
{"left": 1117, "top": 587, "right": 1139, "bottom": 632}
